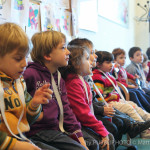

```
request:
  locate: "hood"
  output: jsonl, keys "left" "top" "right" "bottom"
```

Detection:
{"left": 0, "top": 71, "right": 13, "bottom": 81}
{"left": 26, "top": 62, "right": 50, "bottom": 73}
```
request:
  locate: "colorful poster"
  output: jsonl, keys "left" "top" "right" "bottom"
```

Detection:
{"left": 53, "top": 6, "right": 61, "bottom": 31}
{"left": 40, "top": 3, "right": 55, "bottom": 31}
{"left": 11, "top": 0, "right": 29, "bottom": 27}
{"left": 26, "top": 2, "right": 40, "bottom": 39}
{"left": 60, "top": 10, "right": 71, "bottom": 36}
{"left": 0, "top": 0, "right": 11, "bottom": 23}
{"left": 98, "top": 0, "right": 129, "bottom": 28}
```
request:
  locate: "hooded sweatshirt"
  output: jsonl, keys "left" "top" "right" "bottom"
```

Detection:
{"left": 65, "top": 73, "right": 109, "bottom": 137}
{"left": 23, "top": 62, "right": 82, "bottom": 138}
{"left": 0, "top": 72, "right": 41, "bottom": 150}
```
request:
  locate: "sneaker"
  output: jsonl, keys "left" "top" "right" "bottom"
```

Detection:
{"left": 128, "top": 120, "right": 150, "bottom": 138}
{"left": 141, "top": 129, "right": 150, "bottom": 139}
{"left": 126, "top": 145, "right": 137, "bottom": 150}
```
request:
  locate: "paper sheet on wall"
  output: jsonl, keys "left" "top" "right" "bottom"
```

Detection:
{"left": 60, "top": 10, "right": 71, "bottom": 36}
{"left": 26, "top": 2, "right": 40, "bottom": 39}
{"left": 11, "top": 0, "right": 29, "bottom": 28}
{"left": 72, "top": 8, "right": 78, "bottom": 36}
{"left": 78, "top": 0, "right": 98, "bottom": 32}
{"left": 53, "top": 5, "right": 61, "bottom": 31}
{"left": 40, "top": 3, "right": 55, "bottom": 31}
{"left": 55, "top": 0, "right": 70, "bottom": 9}
{"left": 71, "top": 0, "right": 78, "bottom": 8}
{"left": 0, "top": 0, "right": 11, "bottom": 23}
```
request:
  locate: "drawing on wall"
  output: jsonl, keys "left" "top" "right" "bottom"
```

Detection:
{"left": 14, "top": 0, "right": 24, "bottom": 10}
{"left": 26, "top": 2, "right": 40, "bottom": 39}
{"left": 40, "top": 3, "right": 55, "bottom": 31}
{"left": 0, "top": 0, "right": 11, "bottom": 23}
{"left": 28, "top": 6, "right": 38, "bottom": 29}
{"left": 53, "top": 6, "right": 61, "bottom": 31}
{"left": 98, "top": 0, "right": 128, "bottom": 27}
{"left": 11, "top": 0, "right": 29, "bottom": 28}
{"left": 60, "top": 10, "right": 71, "bottom": 36}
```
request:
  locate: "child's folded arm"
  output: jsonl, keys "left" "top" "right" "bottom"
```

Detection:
{"left": 0, "top": 131, "right": 17, "bottom": 150}
{"left": 126, "top": 71, "right": 135, "bottom": 80}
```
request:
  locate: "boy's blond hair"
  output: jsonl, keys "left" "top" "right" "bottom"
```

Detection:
{"left": 0, "top": 23, "right": 29, "bottom": 56}
{"left": 31, "top": 31, "right": 66, "bottom": 64}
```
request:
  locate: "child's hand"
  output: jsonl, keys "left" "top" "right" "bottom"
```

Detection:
{"left": 78, "top": 137, "right": 89, "bottom": 150}
{"left": 134, "top": 74, "right": 140, "bottom": 79}
{"left": 99, "top": 135, "right": 109, "bottom": 150}
{"left": 108, "top": 94, "right": 117, "bottom": 100}
{"left": 127, "top": 84, "right": 138, "bottom": 89}
{"left": 12, "top": 141, "right": 41, "bottom": 150}
{"left": 103, "top": 106, "right": 115, "bottom": 117}
{"left": 114, "top": 62, "right": 120, "bottom": 68}
{"left": 31, "top": 84, "right": 53, "bottom": 107}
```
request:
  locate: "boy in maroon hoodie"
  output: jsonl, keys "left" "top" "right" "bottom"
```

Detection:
{"left": 23, "top": 31, "right": 90, "bottom": 150}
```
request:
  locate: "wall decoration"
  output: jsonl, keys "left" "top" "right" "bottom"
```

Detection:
{"left": 98, "top": 0, "right": 129, "bottom": 28}
{"left": 11, "top": 0, "right": 29, "bottom": 27}
{"left": 26, "top": 2, "right": 40, "bottom": 39}
{"left": 0, "top": 0, "right": 11, "bottom": 23}
{"left": 40, "top": 3, "right": 55, "bottom": 31}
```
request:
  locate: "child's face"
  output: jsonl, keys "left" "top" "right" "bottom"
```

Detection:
{"left": 98, "top": 61, "right": 113, "bottom": 73}
{"left": 0, "top": 49, "right": 27, "bottom": 79}
{"left": 89, "top": 46, "right": 97, "bottom": 68}
{"left": 130, "top": 50, "right": 143, "bottom": 64}
{"left": 79, "top": 51, "right": 92, "bottom": 76}
{"left": 115, "top": 54, "right": 126, "bottom": 67}
{"left": 49, "top": 39, "right": 70, "bottom": 68}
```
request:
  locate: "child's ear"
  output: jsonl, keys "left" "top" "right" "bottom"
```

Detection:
{"left": 129, "top": 57, "right": 133, "bottom": 61}
{"left": 44, "top": 55, "right": 51, "bottom": 61}
{"left": 96, "top": 62, "right": 100, "bottom": 67}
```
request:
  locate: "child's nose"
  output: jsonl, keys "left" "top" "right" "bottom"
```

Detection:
{"left": 66, "top": 48, "right": 70, "bottom": 55}
{"left": 21, "top": 58, "right": 27, "bottom": 68}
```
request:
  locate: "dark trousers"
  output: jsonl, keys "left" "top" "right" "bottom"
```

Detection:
{"left": 95, "top": 115, "right": 123, "bottom": 143}
{"left": 128, "top": 88, "right": 150, "bottom": 113}
{"left": 82, "top": 127, "right": 115, "bottom": 150}
{"left": 30, "top": 130, "right": 86, "bottom": 150}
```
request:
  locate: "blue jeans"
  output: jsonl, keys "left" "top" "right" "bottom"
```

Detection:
{"left": 128, "top": 88, "right": 150, "bottom": 113}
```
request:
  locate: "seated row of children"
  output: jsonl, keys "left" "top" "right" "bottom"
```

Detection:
{"left": 1, "top": 22, "right": 150, "bottom": 150}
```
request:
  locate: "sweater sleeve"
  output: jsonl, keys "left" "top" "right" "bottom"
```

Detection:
{"left": 126, "top": 65, "right": 137, "bottom": 76}
{"left": 0, "top": 131, "right": 17, "bottom": 150}
{"left": 22, "top": 74, "right": 41, "bottom": 125}
{"left": 126, "top": 71, "right": 135, "bottom": 80}
{"left": 66, "top": 80, "right": 109, "bottom": 137}
{"left": 112, "top": 69, "right": 129, "bottom": 87}
{"left": 61, "top": 79, "right": 83, "bottom": 138}
{"left": 93, "top": 77, "right": 119, "bottom": 102}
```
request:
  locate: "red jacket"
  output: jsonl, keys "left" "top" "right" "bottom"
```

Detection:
{"left": 65, "top": 73, "right": 109, "bottom": 137}
{"left": 147, "top": 62, "right": 150, "bottom": 81}
{"left": 112, "top": 66, "right": 135, "bottom": 87}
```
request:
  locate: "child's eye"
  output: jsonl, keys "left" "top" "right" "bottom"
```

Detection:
{"left": 14, "top": 57, "right": 23, "bottom": 62}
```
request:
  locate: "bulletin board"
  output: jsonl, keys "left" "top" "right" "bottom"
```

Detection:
{"left": 0, "top": 0, "right": 79, "bottom": 39}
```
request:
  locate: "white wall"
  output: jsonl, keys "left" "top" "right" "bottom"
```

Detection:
{"left": 77, "top": 0, "right": 135, "bottom": 65}
{"left": 134, "top": 0, "right": 149, "bottom": 53}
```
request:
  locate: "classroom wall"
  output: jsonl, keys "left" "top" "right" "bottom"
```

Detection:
{"left": 134, "top": 0, "right": 150, "bottom": 53}
{"left": 78, "top": 0, "right": 135, "bottom": 55}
